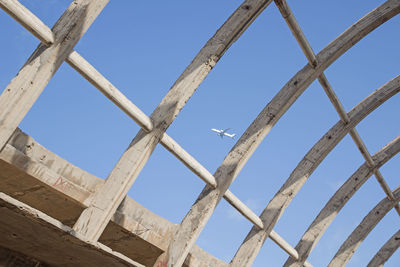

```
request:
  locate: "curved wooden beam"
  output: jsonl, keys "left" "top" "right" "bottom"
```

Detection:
{"left": 367, "top": 229, "right": 400, "bottom": 267}
{"left": 231, "top": 72, "right": 400, "bottom": 266}
{"left": 328, "top": 187, "right": 400, "bottom": 266}
{"left": 74, "top": 0, "right": 275, "bottom": 243}
{"left": 163, "top": 1, "right": 400, "bottom": 266}
{"left": 283, "top": 135, "right": 400, "bottom": 266}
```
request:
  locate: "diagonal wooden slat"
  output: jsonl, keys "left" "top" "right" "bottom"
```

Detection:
{"left": 0, "top": 0, "right": 109, "bottom": 152}
{"left": 164, "top": 2, "right": 400, "bottom": 266}
{"left": 0, "top": 3, "right": 308, "bottom": 260}
{"left": 328, "top": 187, "right": 400, "bottom": 266}
{"left": 275, "top": 0, "right": 400, "bottom": 217}
{"left": 0, "top": 0, "right": 54, "bottom": 45}
{"left": 0, "top": 0, "right": 153, "bottom": 132}
{"left": 73, "top": 0, "right": 275, "bottom": 244}
{"left": 231, "top": 74, "right": 400, "bottom": 266}
{"left": 284, "top": 136, "right": 400, "bottom": 266}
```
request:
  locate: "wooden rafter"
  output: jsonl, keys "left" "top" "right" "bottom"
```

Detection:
{"left": 367, "top": 229, "right": 400, "bottom": 267}
{"left": 232, "top": 74, "right": 400, "bottom": 266}
{"left": 73, "top": 0, "right": 275, "bottom": 243}
{"left": 328, "top": 187, "right": 400, "bottom": 266}
{"left": 0, "top": 0, "right": 109, "bottom": 152}
{"left": 275, "top": 0, "right": 400, "bottom": 217}
{"left": 168, "top": 2, "right": 400, "bottom": 266}
{"left": 0, "top": 1, "right": 308, "bottom": 261}
{"left": 284, "top": 135, "right": 400, "bottom": 266}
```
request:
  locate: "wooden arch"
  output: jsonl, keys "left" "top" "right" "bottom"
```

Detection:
{"left": 367, "top": 229, "right": 400, "bottom": 267}
{"left": 283, "top": 135, "right": 400, "bottom": 266}
{"left": 0, "top": 0, "right": 399, "bottom": 266}
{"left": 328, "top": 187, "right": 400, "bottom": 266}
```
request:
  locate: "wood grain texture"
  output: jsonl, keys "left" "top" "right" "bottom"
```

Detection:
{"left": 73, "top": 0, "right": 274, "bottom": 247}
{"left": 0, "top": 0, "right": 109, "bottom": 152}
{"left": 284, "top": 136, "right": 400, "bottom": 266}
{"left": 367, "top": 229, "right": 400, "bottom": 267}
{"left": 231, "top": 73, "right": 400, "bottom": 266}
{"left": 0, "top": 0, "right": 291, "bottom": 255}
{"left": 167, "top": 1, "right": 400, "bottom": 266}
{"left": 328, "top": 187, "right": 400, "bottom": 266}
{"left": 275, "top": 0, "right": 400, "bottom": 215}
{"left": 0, "top": 0, "right": 54, "bottom": 45}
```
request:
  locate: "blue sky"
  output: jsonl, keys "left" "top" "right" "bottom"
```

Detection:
{"left": 1, "top": 0, "right": 399, "bottom": 266}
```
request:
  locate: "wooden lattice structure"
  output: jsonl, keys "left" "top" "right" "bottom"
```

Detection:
{"left": 0, "top": 0, "right": 399, "bottom": 266}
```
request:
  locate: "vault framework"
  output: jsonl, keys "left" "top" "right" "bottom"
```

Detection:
{"left": 0, "top": 0, "right": 399, "bottom": 266}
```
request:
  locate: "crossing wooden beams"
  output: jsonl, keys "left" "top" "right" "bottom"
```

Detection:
{"left": 0, "top": 1, "right": 306, "bottom": 261}
{"left": 231, "top": 73, "right": 400, "bottom": 266}
{"left": 168, "top": 1, "right": 400, "bottom": 266}
{"left": 73, "top": 0, "right": 275, "bottom": 244}
{"left": 275, "top": 0, "right": 400, "bottom": 217}
{"left": 1, "top": 0, "right": 399, "bottom": 266}
{"left": 284, "top": 136, "right": 400, "bottom": 266}
{"left": 0, "top": 0, "right": 109, "bottom": 152}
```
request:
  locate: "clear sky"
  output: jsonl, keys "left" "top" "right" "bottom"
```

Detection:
{"left": 1, "top": 0, "right": 399, "bottom": 266}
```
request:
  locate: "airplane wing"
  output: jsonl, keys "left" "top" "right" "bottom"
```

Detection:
{"left": 224, "top": 133, "right": 236, "bottom": 139}
{"left": 223, "top": 128, "right": 231, "bottom": 133}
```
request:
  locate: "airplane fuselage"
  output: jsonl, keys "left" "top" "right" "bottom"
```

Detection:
{"left": 211, "top": 128, "right": 236, "bottom": 139}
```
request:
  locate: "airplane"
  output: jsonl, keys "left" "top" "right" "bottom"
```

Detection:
{"left": 211, "top": 128, "right": 236, "bottom": 139}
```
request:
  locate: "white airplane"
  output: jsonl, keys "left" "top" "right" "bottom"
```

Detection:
{"left": 211, "top": 128, "right": 236, "bottom": 139}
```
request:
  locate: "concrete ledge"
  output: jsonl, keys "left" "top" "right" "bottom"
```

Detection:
{"left": 0, "top": 192, "right": 142, "bottom": 266}
{"left": 0, "top": 129, "right": 227, "bottom": 267}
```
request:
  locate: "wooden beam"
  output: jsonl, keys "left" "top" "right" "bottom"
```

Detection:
{"left": 283, "top": 136, "right": 400, "bottom": 266}
{"left": 275, "top": 0, "right": 400, "bottom": 217}
{"left": 367, "top": 229, "right": 400, "bottom": 267}
{"left": 0, "top": 0, "right": 109, "bottom": 152}
{"left": 0, "top": 0, "right": 54, "bottom": 45}
{"left": 66, "top": 51, "right": 153, "bottom": 131}
{"left": 274, "top": 0, "right": 316, "bottom": 67}
{"left": 0, "top": 0, "right": 154, "bottom": 132}
{"left": 231, "top": 74, "right": 400, "bottom": 266}
{"left": 161, "top": 134, "right": 313, "bottom": 264}
{"left": 73, "top": 0, "right": 274, "bottom": 244}
{"left": 328, "top": 187, "right": 400, "bottom": 266}
{"left": 0, "top": 3, "right": 302, "bottom": 257}
{"left": 164, "top": 2, "right": 400, "bottom": 266}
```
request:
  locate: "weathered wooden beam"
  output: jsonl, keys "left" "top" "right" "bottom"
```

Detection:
{"left": 0, "top": 3, "right": 301, "bottom": 257}
{"left": 162, "top": 134, "right": 313, "bottom": 266}
{"left": 66, "top": 51, "right": 153, "bottom": 131}
{"left": 0, "top": 0, "right": 109, "bottom": 152}
{"left": 0, "top": 0, "right": 54, "bottom": 45}
{"left": 328, "top": 187, "right": 400, "bottom": 266}
{"left": 275, "top": 0, "right": 400, "bottom": 216}
{"left": 274, "top": 0, "right": 316, "bottom": 67}
{"left": 68, "top": 53, "right": 306, "bottom": 262}
{"left": 0, "top": 0, "right": 154, "bottom": 131}
{"left": 367, "top": 229, "right": 400, "bottom": 267}
{"left": 0, "top": 0, "right": 280, "bottom": 243}
{"left": 283, "top": 136, "right": 400, "bottom": 266}
{"left": 231, "top": 73, "right": 400, "bottom": 266}
{"left": 163, "top": 2, "right": 400, "bottom": 266}
{"left": 73, "top": 0, "right": 274, "bottom": 245}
